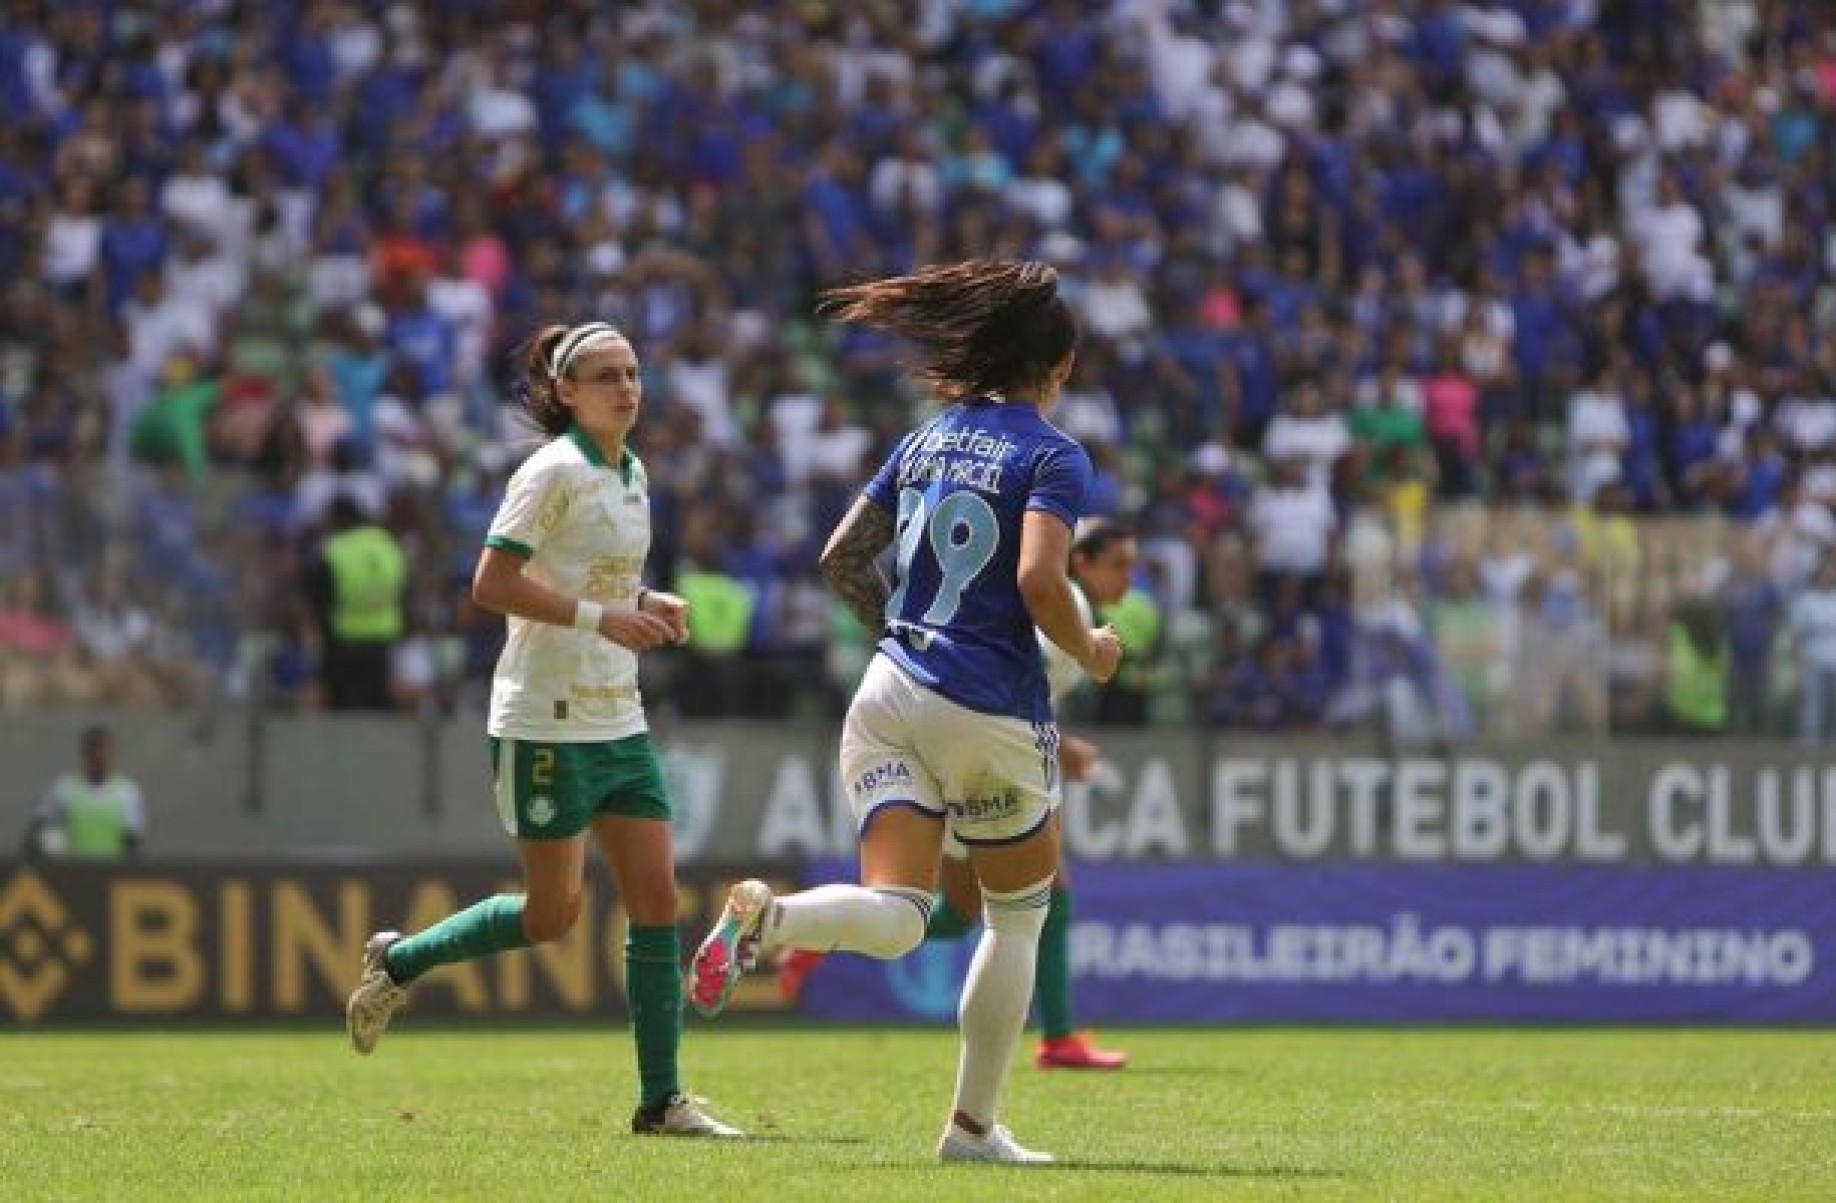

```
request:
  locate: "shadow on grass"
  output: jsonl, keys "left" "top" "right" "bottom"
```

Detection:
{"left": 1044, "top": 1159, "right": 1342, "bottom": 1180}
{"left": 1114, "top": 1065, "right": 1247, "bottom": 1078}
{"left": 848, "top": 1156, "right": 1342, "bottom": 1180}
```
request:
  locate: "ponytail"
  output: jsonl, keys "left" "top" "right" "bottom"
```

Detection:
{"left": 515, "top": 324, "right": 573, "bottom": 436}
{"left": 817, "top": 260, "right": 1078, "bottom": 401}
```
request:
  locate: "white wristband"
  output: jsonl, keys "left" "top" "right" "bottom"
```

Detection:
{"left": 573, "top": 600, "right": 605, "bottom": 632}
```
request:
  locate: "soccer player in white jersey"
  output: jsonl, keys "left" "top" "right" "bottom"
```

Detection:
{"left": 344, "top": 321, "right": 742, "bottom": 1138}
{"left": 777, "top": 519, "right": 1138, "bottom": 1071}
{"left": 686, "top": 261, "right": 1124, "bottom": 1164}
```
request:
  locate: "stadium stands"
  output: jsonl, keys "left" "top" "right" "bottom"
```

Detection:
{"left": 0, "top": 0, "right": 1831, "bottom": 738}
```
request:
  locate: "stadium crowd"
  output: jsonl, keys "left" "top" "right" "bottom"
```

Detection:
{"left": 1, "top": 0, "right": 1834, "bottom": 740}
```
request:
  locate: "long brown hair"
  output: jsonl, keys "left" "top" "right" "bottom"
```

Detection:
{"left": 515, "top": 324, "right": 574, "bottom": 436}
{"left": 817, "top": 260, "right": 1077, "bottom": 401}
{"left": 514, "top": 321, "right": 632, "bottom": 436}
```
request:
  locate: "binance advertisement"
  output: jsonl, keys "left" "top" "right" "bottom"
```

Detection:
{"left": 0, "top": 861, "right": 798, "bottom": 1025}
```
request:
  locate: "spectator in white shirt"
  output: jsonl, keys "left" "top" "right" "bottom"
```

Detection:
{"left": 1567, "top": 366, "right": 1631, "bottom": 502}
{"left": 1772, "top": 374, "right": 1836, "bottom": 458}
{"left": 1053, "top": 348, "right": 1125, "bottom": 446}
{"left": 1076, "top": 251, "right": 1155, "bottom": 354}
{"left": 121, "top": 269, "right": 217, "bottom": 381}
{"left": 41, "top": 175, "right": 103, "bottom": 298}
{"left": 1010, "top": 140, "right": 1076, "bottom": 232}
{"left": 160, "top": 140, "right": 237, "bottom": 241}
{"left": 805, "top": 397, "right": 873, "bottom": 484}
{"left": 871, "top": 127, "right": 943, "bottom": 219}
{"left": 464, "top": 45, "right": 538, "bottom": 140}
{"left": 1262, "top": 374, "right": 1350, "bottom": 490}
{"left": 427, "top": 243, "right": 495, "bottom": 392}
{"left": 1788, "top": 554, "right": 1836, "bottom": 741}
{"left": 1245, "top": 457, "right": 1339, "bottom": 601}
{"left": 1628, "top": 171, "right": 1714, "bottom": 301}
{"left": 1761, "top": 477, "right": 1835, "bottom": 593}
{"left": 164, "top": 224, "right": 246, "bottom": 323}
{"left": 664, "top": 321, "right": 737, "bottom": 445}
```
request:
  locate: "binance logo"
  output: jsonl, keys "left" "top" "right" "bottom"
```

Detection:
{"left": 0, "top": 871, "right": 92, "bottom": 1022}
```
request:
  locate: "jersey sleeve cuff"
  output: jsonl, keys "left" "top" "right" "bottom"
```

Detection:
{"left": 1024, "top": 500, "right": 1078, "bottom": 529}
{"left": 484, "top": 535, "right": 534, "bottom": 559}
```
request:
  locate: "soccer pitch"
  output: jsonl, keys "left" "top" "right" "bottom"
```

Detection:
{"left": 4, "top": 1029, "right": 1835, "bottom": 1201}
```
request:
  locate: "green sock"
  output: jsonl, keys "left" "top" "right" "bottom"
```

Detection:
{"left": 626, "top": 924, "right": 683, "bottom": 1107}
{"left": 1035, "top": 887, "right": 1073, "bottom": 1039}
{"left": 384, "top": 894, "right": 529, "bottom": 985}
{"left": 925, "top": 896, "right": 975, "bottom": 941}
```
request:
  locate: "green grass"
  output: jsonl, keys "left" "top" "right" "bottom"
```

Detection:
{"left": 4, "top": 1029, "right": 1836, "bottom": 1200}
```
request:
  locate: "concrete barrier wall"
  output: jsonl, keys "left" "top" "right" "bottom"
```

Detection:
{"left": 5, "top": 712, "right": 1835, "bottom": 866}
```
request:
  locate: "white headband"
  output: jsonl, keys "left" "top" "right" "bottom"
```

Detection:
{"left": 548, "top": 322, "right": 626, "bottom": 378}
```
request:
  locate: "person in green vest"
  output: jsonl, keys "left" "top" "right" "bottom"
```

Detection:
{"left": 667, "top": 508, "right": 759, "bottom": 716}
{"left": 24, "top": 726, "right": 146, "bottom": 860}
{"left": 305, "top": 494, "right": 407, "bottom": 710}
{"left": 1092, "top": 578, "right": 1162, "bottom": 725}
{"left": 1663, "top": 597, "right": 1729, "bottom": 734}
{"left": 676, "top": 569, "right": 754, "bottom": 655}
{"left": 667, "top": 564, "right": 760, "bottom": 717}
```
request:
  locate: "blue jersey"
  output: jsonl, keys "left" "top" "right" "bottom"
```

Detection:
{"left": 862, "top": 400, "right": 1092, "bottom": 723}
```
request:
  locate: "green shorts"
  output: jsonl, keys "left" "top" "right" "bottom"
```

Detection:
{"left": 488, "top": 733, "right": 672, "bottom": 840}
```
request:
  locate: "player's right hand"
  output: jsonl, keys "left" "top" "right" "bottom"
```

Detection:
{"left": 599, "top": 609, "right": 678, "bottom": 652}
{"left": 1060, "top": 734, "right": 1100, "bottom": 782}
{"left": 1081, "top": 624, "right": 1123, "bottom": 683}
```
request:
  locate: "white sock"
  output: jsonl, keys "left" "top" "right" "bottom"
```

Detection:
{"left": 951, "top": 876, "right": 1052, "bottom": 1131}
{"left": 763, "top": 884, "right": 931, "bottom": 960}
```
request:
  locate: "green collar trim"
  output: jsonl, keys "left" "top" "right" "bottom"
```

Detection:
{"left": 567, "top": 424, "right": 635, "bottom": 485}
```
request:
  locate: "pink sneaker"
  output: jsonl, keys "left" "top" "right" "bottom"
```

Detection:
{"left": 1035, "top": 1031, "right": 1128, "bottom": 1070}
{"left": 686, "top": 879, "right": 774, "bottom": 1017}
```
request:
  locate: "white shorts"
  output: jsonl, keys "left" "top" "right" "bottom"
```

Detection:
{"left": 840, "top": 654, "right": 1061, "bottom": 849}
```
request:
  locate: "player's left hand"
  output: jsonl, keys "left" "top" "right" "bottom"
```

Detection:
{"left": 640, "top": 589, "right": 691, "bottom": 643}
{"left": 1060, "top": 735, "right": 1100, "bottom": 783}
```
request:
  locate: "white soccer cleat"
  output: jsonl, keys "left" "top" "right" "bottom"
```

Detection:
{"left": 346, "top": 931, "right": 408, "bottom": 1055}
{"left": 937, "top": 1120, "right": 1055, "bottom": 1164}
{"left": 685, "top": 879, "right": 774, "bottom": 1017}
{"left": 631, "top": 1093, "right": 746, "bottom": 1137}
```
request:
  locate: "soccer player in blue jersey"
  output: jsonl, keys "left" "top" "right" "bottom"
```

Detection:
{"left": 775, "top": 519, "right": 1139, "bottom": 1073}
{"left": 686, "top": 261, "right": 1123, "bottom": 1164}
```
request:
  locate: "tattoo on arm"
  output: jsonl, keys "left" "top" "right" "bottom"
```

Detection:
{"left": 821, "top": 502, "right": 895, "bottom": 634}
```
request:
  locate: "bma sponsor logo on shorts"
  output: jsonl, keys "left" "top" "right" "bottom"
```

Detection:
{"left": 853, "top": 761, "right": 913, "bottom": 798}
{"left": 528, "top": 796, "right": 557, "bottom": 827}
{"left": 947, "top": 791, "right": 1020, "bottom": 825}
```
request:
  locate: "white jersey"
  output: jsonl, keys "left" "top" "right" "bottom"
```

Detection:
{"left": 484, "top": 430, "right": 652, "bottom": 742}
{"left": 1038, "top": 586, "right": 1095, "bottom": 702}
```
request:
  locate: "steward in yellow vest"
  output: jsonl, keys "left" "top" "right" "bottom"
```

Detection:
{"left": 308, "top": 496, "right": 407, "bottom": 710}
{"left": 25, "top": 726, "right": 146, "bottom": 860}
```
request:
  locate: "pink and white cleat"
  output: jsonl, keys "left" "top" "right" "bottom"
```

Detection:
{"left": 685, "top": 879, "right": 774, "bottom": 1017}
